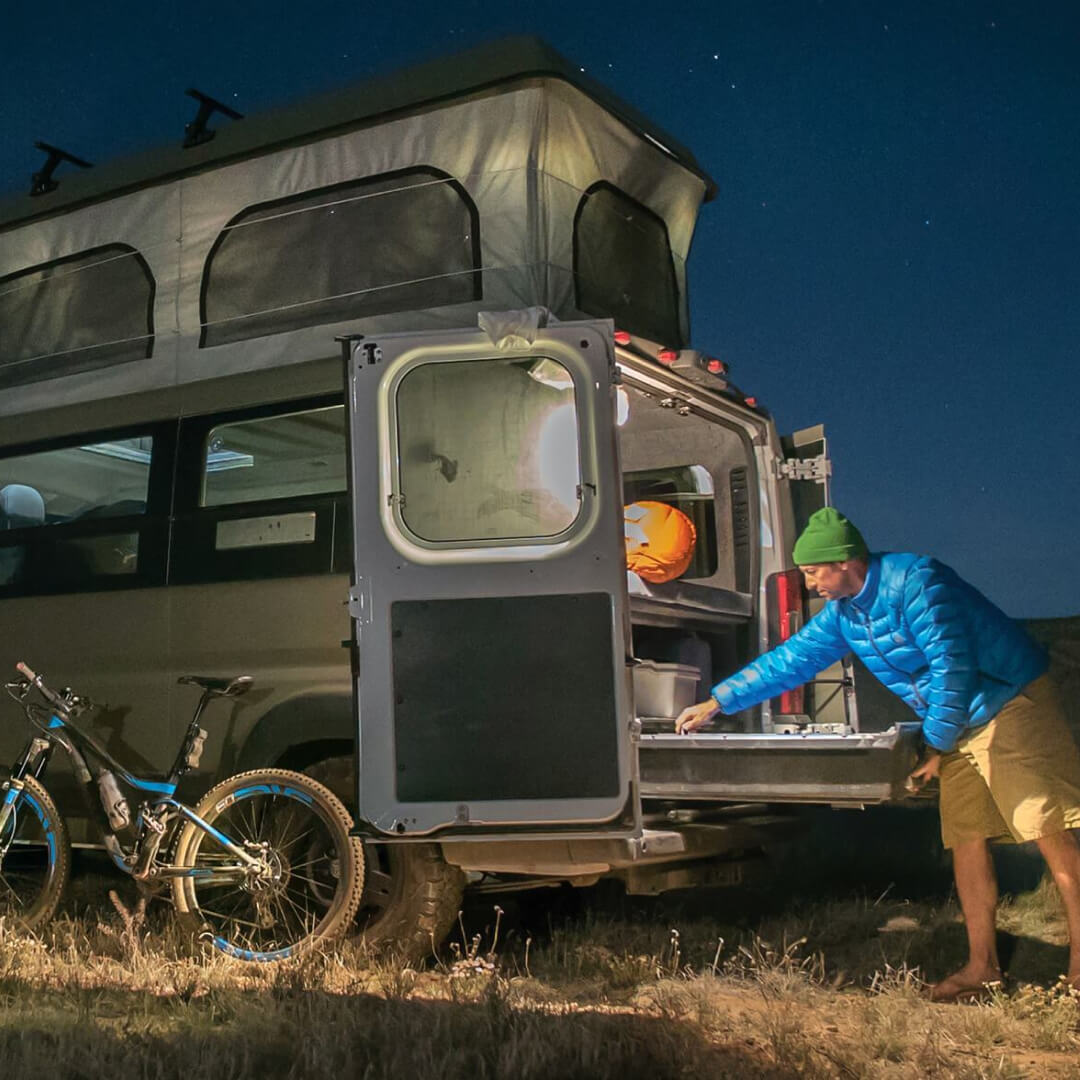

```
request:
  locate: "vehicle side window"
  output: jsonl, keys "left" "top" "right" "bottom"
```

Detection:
{"left": 394, "top": 356, "right": 582, "bottom": 545}
{"left": 0, "top": 437, "right": 153, "bottom": 526}
{"left": 200, "top": 406, "right": 347, "bottom": 508}
{"left": 0, "top": 433, "right": 160, "bottom": 592}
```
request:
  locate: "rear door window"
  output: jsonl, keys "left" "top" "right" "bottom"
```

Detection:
{"left": 393, "top": 356, "right": 582, "bottom": 546}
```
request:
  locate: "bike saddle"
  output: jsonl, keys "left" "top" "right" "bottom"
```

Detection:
{"left": 177, "top": 675, "right": 254, "bottom": 697}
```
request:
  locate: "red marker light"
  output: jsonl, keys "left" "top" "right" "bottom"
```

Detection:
{"left": 706, "top": 358, "right": 726, "bottom": 374}
{"left": 613, "top": 330, "right": 632, "bottom": 346}
{"left": 657, "top": 349, "right": 678, "bottom": 366}
{"left": 745, "top": 396, "right": 757, "bottom": 407}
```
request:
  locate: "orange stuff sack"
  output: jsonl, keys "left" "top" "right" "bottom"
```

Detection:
{"left": 624, "top": 501, "right": 697, "bottom": 583}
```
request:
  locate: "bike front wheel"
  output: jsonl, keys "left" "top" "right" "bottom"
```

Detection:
{"left": 171, "top": 768, "right": 364, "bottom": 961}
{"left": 0, "top": 774, "right": 70, "bottom": 932}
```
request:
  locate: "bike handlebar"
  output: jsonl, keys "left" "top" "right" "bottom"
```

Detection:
{"left": 15, "top": 662, "right": 68, "bottom": 712}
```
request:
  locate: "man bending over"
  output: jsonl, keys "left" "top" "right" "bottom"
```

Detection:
{"left": 675, "top": 507, "right": 1080, "bottom": 1000}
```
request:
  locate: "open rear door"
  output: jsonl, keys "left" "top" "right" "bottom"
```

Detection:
{"left": 779, "top": 424, "right": 831, "bottom": 520}
{"left": 776, "top": 424, "right": 854, "bottom": 730}
{"left": 344, "top": 322, "right": 634, "bottom": 838}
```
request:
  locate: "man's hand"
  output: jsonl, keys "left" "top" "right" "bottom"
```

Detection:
{"left": 905, "top": 750, "right": 943, "bottom": 793}
{"left": 675, "top": 699, "right": 720, "bottom": 734}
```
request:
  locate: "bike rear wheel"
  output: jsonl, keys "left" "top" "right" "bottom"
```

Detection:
{"left": 0, "top": 775, "right": 70, "bottom": 932}
{"left": 171, "top": 768, "right": 364, "bottom": 961}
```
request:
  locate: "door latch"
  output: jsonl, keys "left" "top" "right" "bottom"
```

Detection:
{"left": 775, "top": 454, "right": 832, "bottom": 483}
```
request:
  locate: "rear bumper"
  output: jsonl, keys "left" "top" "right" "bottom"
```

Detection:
{"left": 441, "top": 809, "right": 799, "bottom": 876}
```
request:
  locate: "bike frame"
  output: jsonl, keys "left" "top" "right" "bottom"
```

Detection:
{"left": 1, "top": 679, "right": 263, "bottom": 885}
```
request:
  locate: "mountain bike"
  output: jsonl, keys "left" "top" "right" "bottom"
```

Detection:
{"left": 0, "top": 662, "right": 364, "bottom": 961}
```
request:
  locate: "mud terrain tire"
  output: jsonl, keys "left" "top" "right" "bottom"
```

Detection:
{"left": 305, "top": 756, "right": 465, "bottom": 961}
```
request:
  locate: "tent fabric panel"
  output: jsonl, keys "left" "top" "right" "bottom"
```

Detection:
{"left": 0, "top": 80, "right": 707, "bottom": 417}
{"left": 0, "top": 38, "right": 716, "bottom": 233}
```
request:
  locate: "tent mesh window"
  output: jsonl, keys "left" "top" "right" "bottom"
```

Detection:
{"left": 573, "top": 181, "right": 680, "bottom": 346}
{"left": 200, "top": 168, "right": 482, "bottom": 347}
{"left": 0, "top": 245, "right": 155, "bottom": 390}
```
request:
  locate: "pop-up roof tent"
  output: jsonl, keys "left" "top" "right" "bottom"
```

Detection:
{"left": 0, "top": 37, "right": 716, "bottom": 419}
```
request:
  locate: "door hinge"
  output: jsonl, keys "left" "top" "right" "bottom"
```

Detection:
{"left": 775, "top": 454, "right": 832, "bottom": 483}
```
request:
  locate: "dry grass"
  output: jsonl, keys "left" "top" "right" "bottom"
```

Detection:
{"left": 0, "top": 856, "right": 1076, "bottom": 1078}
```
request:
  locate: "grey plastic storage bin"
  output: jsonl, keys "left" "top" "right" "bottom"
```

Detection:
{"left": 632, "top": 660, "right": 701, "bottom": 718}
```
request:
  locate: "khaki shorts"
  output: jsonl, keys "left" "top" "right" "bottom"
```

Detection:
{"left": 939, "top": 674, "right": 1080, "bottom": 849}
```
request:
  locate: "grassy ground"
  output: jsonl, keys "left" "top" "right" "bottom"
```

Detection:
{"left": 0, "top": 838, "right": 1077, "bottom": 1079}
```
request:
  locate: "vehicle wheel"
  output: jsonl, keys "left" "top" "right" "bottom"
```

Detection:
{"left": 305, "top": 757, "right": 465, "bottom": 961}
{"left": 0, "top": 775, "right": 70, "bottom": 932}
{"left": 171, "top": 768, "right": 364, "bottom": 961}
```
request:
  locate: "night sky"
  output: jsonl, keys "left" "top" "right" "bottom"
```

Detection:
{"left": 3, "top": 1, "right": 1077, "bottom": 617}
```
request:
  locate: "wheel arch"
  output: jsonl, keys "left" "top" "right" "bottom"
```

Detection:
{"left": 233, "top": 691, "right": 354, "bottom": 777}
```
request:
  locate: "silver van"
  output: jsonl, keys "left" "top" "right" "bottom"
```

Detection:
{"left": 0, "top": 38, "right": 921, "bottom": 953}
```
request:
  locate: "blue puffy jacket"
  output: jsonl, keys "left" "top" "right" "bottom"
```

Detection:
{"left": 711, "top": 553, "right": 1047, "bottom": 752}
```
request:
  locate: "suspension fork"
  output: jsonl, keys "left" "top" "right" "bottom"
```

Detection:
{"left": 0, "top": 780, "right": 24, "bottom": 842}
{"left": 0, "top": 737, "right": 54, "bottom": 840}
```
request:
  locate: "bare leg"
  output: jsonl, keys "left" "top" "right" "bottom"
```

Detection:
{"left": 930, "top": 838, "right": 1002, "bottom": 1000}
{"left": 1034, "top": 829, "right": 1080, "bottom": 987}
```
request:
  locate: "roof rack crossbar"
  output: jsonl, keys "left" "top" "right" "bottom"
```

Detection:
{"left": 29, "top": 142, "right": 92, "bottom": 197}
{"left": 183, "top": 88, "right": 244, "bottom": 149}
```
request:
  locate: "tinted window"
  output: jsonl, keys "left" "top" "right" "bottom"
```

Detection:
{"left": 0, "top": 433, "right": 159, "bottom": 591}
{"left": 0, "top": 245, "right": 155, "bottom": 389}
{"left": 395, "top": 356, "right": 581, "bottom": 543}
{"left": 573, "top": 182, "right": 680, "bottom": 345}
{"left": 201, "top": 169, "right": 481, "bottom": 347}
{"left": 201, "top": 406, "right": 347, "bottom": 507}
{"left": 0, "top": 437, "right": 153, "bottom": 526}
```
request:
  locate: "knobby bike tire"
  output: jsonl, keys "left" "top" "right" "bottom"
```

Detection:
{"left": 0, "top": 775, "right": 71, "bottom": 933}
{"left": 170, "top": 768, "right": 364, "bottom": 961}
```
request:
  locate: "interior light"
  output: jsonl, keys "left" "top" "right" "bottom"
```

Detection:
{"left": 616, "top": 386, "right": 630, "bottom": 426}
{"left": 81, "top": 442, "right": 153, "bottom": 465}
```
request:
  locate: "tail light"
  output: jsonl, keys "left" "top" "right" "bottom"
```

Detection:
{"left": 766, "top": 568, "right": 808, "bottom": 715}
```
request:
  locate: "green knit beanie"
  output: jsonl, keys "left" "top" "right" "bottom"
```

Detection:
{"left": 792, "top": 507, "right": 869, "bottom": 565}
